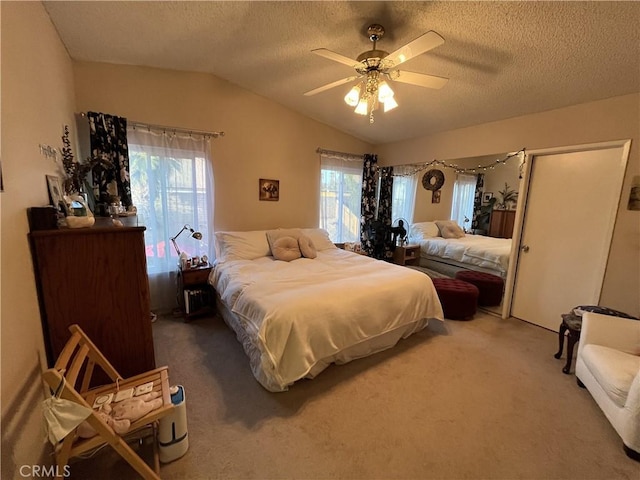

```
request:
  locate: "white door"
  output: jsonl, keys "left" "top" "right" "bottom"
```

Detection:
{"left": 510, "top": 145, "right": 628, "bottom": 331}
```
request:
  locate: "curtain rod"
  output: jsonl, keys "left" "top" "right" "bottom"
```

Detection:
{"left": 78, "top": 112, "right": 225, "bottom": 139}
{"left": 316, "top": 148, "right": 365, "bottom": 161}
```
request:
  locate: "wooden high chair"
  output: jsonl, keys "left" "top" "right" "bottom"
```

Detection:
{"left": 42, "top": 324, "right": 174, "bottom": 479}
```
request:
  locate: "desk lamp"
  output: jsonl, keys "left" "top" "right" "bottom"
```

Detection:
{"left": 170, "top": 224, "right": 202, "bottom": 256}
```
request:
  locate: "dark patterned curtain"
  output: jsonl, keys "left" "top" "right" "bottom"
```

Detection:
{"left": 472, "top": 173, "right": 485, "bottom": 231}
{"left": 378, "top": 166, "right": 394, "bottom": 260}
{"left": 360, "top": 154, "right": 378, "bottom": 256}
{"left": 88, "top": 111, "right": 132, "bottom": 211}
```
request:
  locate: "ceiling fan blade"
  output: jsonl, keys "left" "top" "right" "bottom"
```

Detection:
{"left": 304, "top": 76, "right": 360, "bottom": 96}
{"left": 312, "top": 48, "right": 361, "bottom": 68}
{"left": 384, "top": 31, "right": 445, "bottom": 67}
{"left": 392, "top": 70, "right": 449, "bottom": 89}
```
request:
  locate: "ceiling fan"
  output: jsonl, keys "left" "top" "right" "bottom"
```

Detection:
{"left": 304, "top": 24, "right": 449, "bottom": 123}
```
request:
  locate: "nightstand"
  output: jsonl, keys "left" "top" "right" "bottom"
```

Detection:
{"left": 177, "top": 263, "right": 214, "bottom": 320}
{"left": 392, "top": 244, "right": 420, "bottom": 266}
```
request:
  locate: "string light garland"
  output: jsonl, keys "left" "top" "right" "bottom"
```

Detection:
{"left": 315, "top": 147, "right": 527, "bottom": 178}
{"left": 387, "top": 148, "right": 527, "bottom": 177}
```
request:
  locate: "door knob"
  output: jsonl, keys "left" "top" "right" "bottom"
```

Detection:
{"left": 521, "top": 245, "right": 530, "bottom": 252}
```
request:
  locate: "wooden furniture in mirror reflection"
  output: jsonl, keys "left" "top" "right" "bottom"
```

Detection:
{"left": 488, "top": 209, "right": 516, "bottom": 239}
{"left": 392, "top": 244, "right": 421, "bottom": 266}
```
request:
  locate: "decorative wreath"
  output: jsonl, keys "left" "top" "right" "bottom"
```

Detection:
{"left": 422, "top": 169, "right": 445, "bottom": 191}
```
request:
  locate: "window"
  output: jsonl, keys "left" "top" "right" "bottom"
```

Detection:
{"left": 391, "top": 167, "right": 417, "bottom": 224}
{"left": 450, "top": 173, "right": 477, "bottom": 231}
{"left": 319, "top": 155, "right": 363, "bottom": 243}
{"left": 128, "top": 127, "right": 214, "bottom": 311}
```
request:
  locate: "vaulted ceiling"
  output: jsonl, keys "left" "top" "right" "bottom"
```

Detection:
{"left": 44, "top": 1, "right": 640, "bottom": 144}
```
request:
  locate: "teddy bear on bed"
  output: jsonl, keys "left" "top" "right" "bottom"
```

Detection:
{"left": 77, "top": 391, "right": 163, "bottom": 439}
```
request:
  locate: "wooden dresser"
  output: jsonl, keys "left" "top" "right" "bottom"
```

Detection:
{"left": 488, "top": 209, "right": 516, "bottom": 239}
{"left": 29, "top": 218, "right": 155, "bottom": 378}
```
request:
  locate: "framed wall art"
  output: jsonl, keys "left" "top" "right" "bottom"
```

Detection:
{"left": 259, "top": 179, "right": 279, "bottom": 201}
{"left": 46, "top": 175, "right": 66, "bottom": 213}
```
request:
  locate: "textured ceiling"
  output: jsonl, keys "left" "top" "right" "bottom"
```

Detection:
{"left": 43, "top": 1, "right": 640, "bottom": 144}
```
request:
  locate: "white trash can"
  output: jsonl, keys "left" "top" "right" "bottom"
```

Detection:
{"left": 158, "top": 385, "right": 189, "bottom": 463}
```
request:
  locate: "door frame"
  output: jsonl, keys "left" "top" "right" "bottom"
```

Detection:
{"left": 502, "top": 139, "right": 631, "bottom": 320}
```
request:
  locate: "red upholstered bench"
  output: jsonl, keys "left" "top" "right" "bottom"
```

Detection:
{"left": 455, "top": 271, "right": 504, "bottom": 306}
{"left": 431, "top": 278, "right": 479, "bottom": 320}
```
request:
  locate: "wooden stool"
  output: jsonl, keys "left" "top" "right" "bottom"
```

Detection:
{"left": 431, "top": 278, "right": 479, "bottom": 320}
{"left": 554, "top": 312, "right": 582, "bottom": 374}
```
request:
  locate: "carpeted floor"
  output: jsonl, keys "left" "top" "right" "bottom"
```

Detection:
{"left": 406, "top": 265, "right": 451, "bottom": 279}
{"left": 68, "top": 312, "right": 639, "bottom": 479}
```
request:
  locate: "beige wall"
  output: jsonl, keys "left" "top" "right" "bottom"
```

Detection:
{"left": 376, "top": 94, "right": 640, "bottom": 316}
{"left": 1, "top": 1, "right": 79, "bottom": 475}
{"left": 72, "top": 62, "right": 372, "bottom": 232}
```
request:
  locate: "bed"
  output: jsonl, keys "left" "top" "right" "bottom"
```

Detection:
{"left": 210, "top": 228, "right": 444, "bottom": 392}
{"left": 410, "top": 221, "right": 512, "bottom": 278}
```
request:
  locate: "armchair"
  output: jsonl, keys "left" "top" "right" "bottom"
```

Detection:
{"left": 575, "top": 311, "right": 640, "bottom": 460}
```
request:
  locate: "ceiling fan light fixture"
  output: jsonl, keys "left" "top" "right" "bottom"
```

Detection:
{"left": 344, "top": 83, "right": 361, "bottom": 107}
{"left": 354, "top": 98, "right": 368, "bottom": 115}
{"left": 377, "top": 80, "right": 394, "bottom": 102}
{"left": 383, "top": 96, "right": 398, "bottom": 112}
{"left": 306, "top": 24, "right": 448, "bottom": 123}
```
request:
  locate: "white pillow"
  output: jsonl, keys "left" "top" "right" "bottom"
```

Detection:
{"left": 214, "top": 230, "right": 271, "bottom": 261}
{"left": 435, "top": 220, "right": 465, "bottom": 239}
{"left": 410, "top": 221, "right": 440, "bottom": 240}
{"left": 301, "top": 228, "right": 337, "bottom": 251}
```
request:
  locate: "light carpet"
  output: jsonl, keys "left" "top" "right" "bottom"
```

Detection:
{"left": 68, "top": 312, "right": 639, "bottom": 479}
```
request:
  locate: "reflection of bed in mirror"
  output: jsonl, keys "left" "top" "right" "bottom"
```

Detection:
{"left": 410, "top": 221, "right": 512, "bottom": 278}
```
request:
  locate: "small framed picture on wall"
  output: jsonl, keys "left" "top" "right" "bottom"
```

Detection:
{"left": 482, "top": 192, "right": 493, "bottom": 204}
{"left": 259, "top": 179, "right": 279, "bottom": 201}
{"left": 432, "top": 190, "right": 441, "bottom": 204}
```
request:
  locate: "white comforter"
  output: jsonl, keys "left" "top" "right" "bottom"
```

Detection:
{"left": 417, "top": 234, "right": 512, "bottom": 275}
{"left": 212, "top": 248, "right": 443, "bottom": 391}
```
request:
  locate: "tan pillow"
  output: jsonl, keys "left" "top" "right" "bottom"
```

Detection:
{"left": 298, "top": 235, "right": 317, "bottom": 259}
{"left": 435, "top": 220, "right": 465, "bottom": 239}
{"left": 266, "top": 228, "right": 303, "bottom": 255}
{"left": 271, "top": 236, "right": 302, "bottom": 262}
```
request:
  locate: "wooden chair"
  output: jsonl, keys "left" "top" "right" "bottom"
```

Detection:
{"left": 42, "top": 324, "right": 174, "bottom": 479}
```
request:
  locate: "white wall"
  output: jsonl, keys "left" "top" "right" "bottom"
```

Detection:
{"left": 377, "top": 94, "right": 640, "bottom": 317}
{"left": 1, "top": 2, "right": 79, "bottom": 476}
